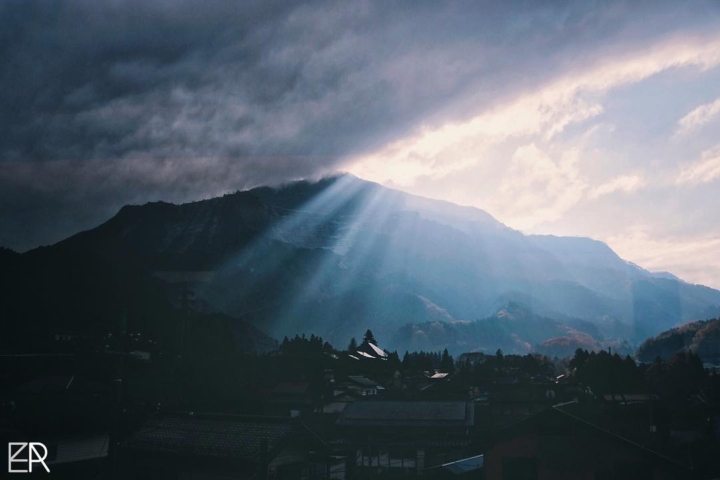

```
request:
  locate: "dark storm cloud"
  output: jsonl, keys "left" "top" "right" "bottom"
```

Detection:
{"left": 0, "top": 0, "right": 716, "bottom": 249}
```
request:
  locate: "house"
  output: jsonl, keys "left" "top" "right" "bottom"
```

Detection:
{"left": 344, "top": 375, "right": 384, "bottom": 396}
{"left": 354, "top": 342, "right": 388, "bottom": 360}
{"left": 478, "top": 401, "right": 692, "bottom": 480}
{"left": 4, "top": 373, "right": 114, "bottom": 478}
{"left": 335, "top": 401, "right": 476, "bottom": 477}
{"left": 119, "top": 413, "right": 331, "bottom": 480}
{"left": 322, "top": 376, "right": 385, "bottom": 413}
{"left": 333, "top": 375, "right": 384, "bottom": 398}
{"left": 268, "top": 381, "right": 314, "bottom": 417}
{"left": 322, "top": 390, "right": 362, "bottom": 414}
{"left": 0, "top": 427, "right": 110, "bottom": 478}
{"left": 426, "top": 454, "right": 485, "bottom": 479}
{"left": 600, "top": 393, "right": 660, "bottom": 405}
{"left": 477, "top": 383, "right": 586, "bottom": 430}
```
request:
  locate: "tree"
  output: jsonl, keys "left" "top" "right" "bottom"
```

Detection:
{"left": 569, "top": 348, "right": 590, "bottom": 370}
{"left": 440, "top": 348, "right": 455, "bottom": 373}
{"left": 348, "top": 337, "right": 358, "bottom": 352}
{"left": 363, "top": 329, "right": 377, "bottom": 345}
{"left": 387, "top": 351, "right": 401, "bottom": 368}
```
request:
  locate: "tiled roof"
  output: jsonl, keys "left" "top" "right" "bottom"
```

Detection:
{"left": 601, "top": 393, "right": 659, "bottom": 403}
{"left": 347, "top": 375, "right": 380, "bottom": 387}
{"left": 336, "top": 401, "right": 474, "bottom": 427}
{"left": 367, "top": 343, "right": 388, "bottom": 358}
{"left": 49, "top": 434, "right": 109, "bottom": 465}
{"left": 122, "top": 416, "right": 294, "bottom": 461}
{"left": 434, "top": 454, "right": 484, "bottom": 474}
{"left": 355, "top": 342, "right": 388, "bottom": 359}
{"left": 271, "top": 382, "right": 311, "bottom": 395}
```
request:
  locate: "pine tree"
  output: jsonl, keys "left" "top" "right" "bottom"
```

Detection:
{"left": 440, "top": 348, "right": 454, "bottom": 373}
{"left": 363, "top": 329, "right": 377, "bottom": 345}
{"left": 348, "top": 337, "right": 358, "bottom": 352}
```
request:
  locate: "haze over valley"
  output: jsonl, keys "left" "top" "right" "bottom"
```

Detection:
{"left": 3, "top": 175, "right": 718, "bottom": 357}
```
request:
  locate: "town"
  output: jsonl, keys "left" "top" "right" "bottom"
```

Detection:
{"left": 2, "top": 326, "right": 719, "bottom": 479}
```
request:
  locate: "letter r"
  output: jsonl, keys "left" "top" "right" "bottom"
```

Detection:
{"left": 29, "top": 443, "right": 50, "bottom": 473}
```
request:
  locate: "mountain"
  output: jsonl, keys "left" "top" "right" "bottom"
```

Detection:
{"left": 636, "top": 318, "right": 720, "bottom": 364}
{"left": 389, "top": 302, "right": 610, "bottom": 357}
{"left": 1, "top": 174, "right": 719, "bottom": 354}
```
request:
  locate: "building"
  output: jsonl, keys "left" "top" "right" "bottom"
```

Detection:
{"left": 3, "top": 373, "right": 113, "bottom": 478}
{"left": 334, "top": 401, "right": 476, "bottom": 477}
{"left": 119, "top": 413, "right": 331, "bottom": 479}
{"left": 354, "top": 342, "right": 388, "bottom": 360}
{"left": 268, "top": 381, "right": 314, "bottom": 417}
{"left": 478, "top": 402, "right": 692, "bottom": 480}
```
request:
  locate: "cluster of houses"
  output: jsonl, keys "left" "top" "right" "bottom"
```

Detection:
{"left": 112, "top": 387, "right": 703, "bottom": 479}
{"left": 2, "top": 341, "right": 719, "bottom": 479}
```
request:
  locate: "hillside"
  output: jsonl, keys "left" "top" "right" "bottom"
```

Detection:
{"left": 1, "top": 174, "right": 719, "bottom": 354}
{"left": 636, "top": 318, "right": 720, "bottom": 364}
{"left": 388, "top": 302, "right": 631, "bottom": 357}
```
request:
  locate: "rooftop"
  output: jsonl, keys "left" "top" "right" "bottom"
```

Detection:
{"left": 346, "top": 375, "right": 380, "bottom": 387}
{"left": 601, "top": 393, "right": 659, "bottom": 403}
{"left": 271, "top": 382, "right": 311, "bottom": 395}
{"left": 355, "top": 342, "right": 388, "bottom": 359}
{"left": 336, "top": 401, "right": 474, "bottom": 428}
{"left": 122, "top": 415, "right": 295, "bottom": 462}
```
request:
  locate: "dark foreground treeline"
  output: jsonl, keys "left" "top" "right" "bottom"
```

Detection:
{"left": 4, "top": 330, "right": 718, "bottom": 417}
{"left": 2, "top": 330, "right": 720, "bottom": 479}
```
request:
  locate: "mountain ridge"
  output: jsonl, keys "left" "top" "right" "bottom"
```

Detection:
{"left": 2, "top": 174, "right": 719, "bottom": 354}
{"left": 636, "top": 317, "right": 720, "bottom": 364}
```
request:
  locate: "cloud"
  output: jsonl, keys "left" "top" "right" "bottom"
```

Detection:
{"left": 349, "top": 32, "right": 720, "bottom": 187}
{"left": 607, "top": 228, "right": 720, "bottom": 290}
{"left": 2, "top": 0, "right": 720, "bottom": 250}
{"left": 0, "top": 155, "right": 337, "bottom": 249}
{"left": 676, "top": 145, "right": 720, "bottom": 185}
{"left": 494, "top": 144, "right": 586, "bottom": 229}
{"left": 676, "top": 97, "right": 720, "bottom": 135}
{"left": 590, "top": 175, "right": 646, "bottom": 199}
{"left": 348, "top": 91, "right": 604, "bottom": 187}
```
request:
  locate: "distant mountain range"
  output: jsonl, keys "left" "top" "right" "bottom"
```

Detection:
{"left": 2, "top": 174, "right": 719, "bottom": 355}
{"left": 389, "top": 302, "right": 627, "bottom": 358}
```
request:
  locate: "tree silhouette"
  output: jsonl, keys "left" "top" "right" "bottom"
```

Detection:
{"left": 348, "top": 337, "right": 358, "bottom": 352}
{"left": 363, "top": 329, "right": 377, "bottom": 345}
{"left": 440, "top": 348, "right": 455, "bottom": 373}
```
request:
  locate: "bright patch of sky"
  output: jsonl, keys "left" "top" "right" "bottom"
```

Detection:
{"left": 348, "top": 33, "right": 720, "bottom": 289}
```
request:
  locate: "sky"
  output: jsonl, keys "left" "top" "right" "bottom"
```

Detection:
{"left": 2, "top": 1, "right": 720, "bottom": 289}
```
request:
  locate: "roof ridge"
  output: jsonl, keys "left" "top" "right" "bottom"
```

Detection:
{"left": 551, "top": 404, "right": 691, "bottom": 469}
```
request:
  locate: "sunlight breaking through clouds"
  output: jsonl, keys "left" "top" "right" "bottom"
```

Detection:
{"left": 608, "top": 228, "right": 720, "bottom": 290}
{"left": 2, "top": 1, "right": 720, "bottom": 293}
{"left": 348, "top": 34, "right": 720, "bottom": 188}
{"left": 496, "top": 144, "right": 586, "bottom": 228}
{"left": 346, "top": 31, "right": 720, "bottom": 288}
